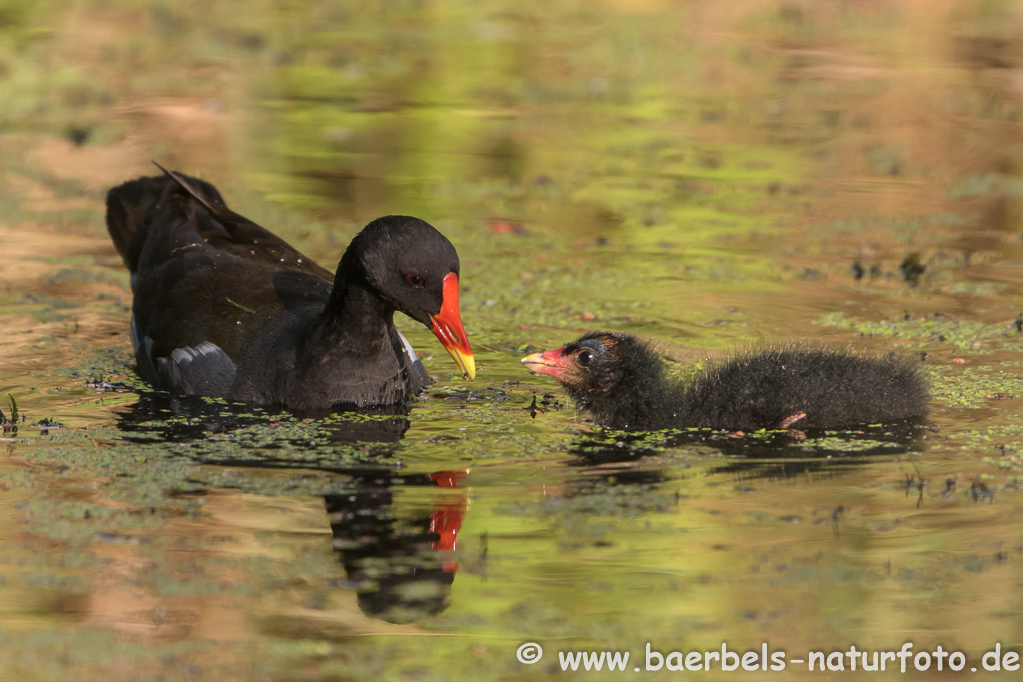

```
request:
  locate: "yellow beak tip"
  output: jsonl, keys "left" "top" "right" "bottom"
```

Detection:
{"left": 444, "top": 347, "right": 476, "bottom": 381}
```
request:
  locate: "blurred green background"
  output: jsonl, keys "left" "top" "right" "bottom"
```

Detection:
{"left": 1, "top": 0, "right": 1022, "bottom": 680}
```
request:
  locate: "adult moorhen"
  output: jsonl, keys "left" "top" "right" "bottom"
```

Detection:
{"left": 106, "top": 167, "right": 474, "bottom": 411}
{"left": 522, "top": 331, "right": 929, "bottom": 431}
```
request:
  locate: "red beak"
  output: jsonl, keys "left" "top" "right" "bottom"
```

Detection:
{"left": 429, "top": 273, "right": 475, "bottom": 379}
{"left": 429, "top": 469, "right": 469, "bottom": 572}
{"left": 521, "top": 346, "right": 569, "bottom": 381}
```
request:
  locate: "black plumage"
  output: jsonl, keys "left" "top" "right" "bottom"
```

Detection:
{"left": 106, "top": 168, "right": 474, "bottom": 411}
{"left": 522, "top": 331, "right": 929, "bottom": 431}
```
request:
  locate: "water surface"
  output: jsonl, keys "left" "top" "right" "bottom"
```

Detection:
{"left": 1, "top": 0, "right": 1022, "bottom": 679}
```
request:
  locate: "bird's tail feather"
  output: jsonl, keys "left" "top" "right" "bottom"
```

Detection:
{"left": 105, "top": 165, "right": 225, "bottom": 273}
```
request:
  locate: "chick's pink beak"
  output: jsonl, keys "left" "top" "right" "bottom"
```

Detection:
{"left": 521, "top": 347, "right": 568, "bottom": 379}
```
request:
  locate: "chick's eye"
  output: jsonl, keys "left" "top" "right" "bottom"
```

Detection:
{"left": 406, "top": 273, "right": 424, "bottom": 288}
{"left": 577, "top": 350, "right": 593, "bottom": 366}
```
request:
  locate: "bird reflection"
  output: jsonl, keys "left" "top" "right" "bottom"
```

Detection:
{"left": 326, "top": 470, "right": 468, "bottom": 623}
{"left": 565, "top": 420, "right": 929, "bottom": 483}
{"left": 114, "top": 391, "right": 468, "bottom": 624}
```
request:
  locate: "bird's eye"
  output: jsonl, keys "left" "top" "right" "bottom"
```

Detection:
{"left": 577, "top": 350, "right": 593, "bottom": 366}
{"left": 406, "top": 273, "right": 424, "bottom": 288}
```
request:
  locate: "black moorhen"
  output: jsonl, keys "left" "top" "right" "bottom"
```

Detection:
{"left": 106, "top": 167, "right": 474, "bottom": 410}
{"left": 522, "top": 331, "right": 929, "bottom": 431}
